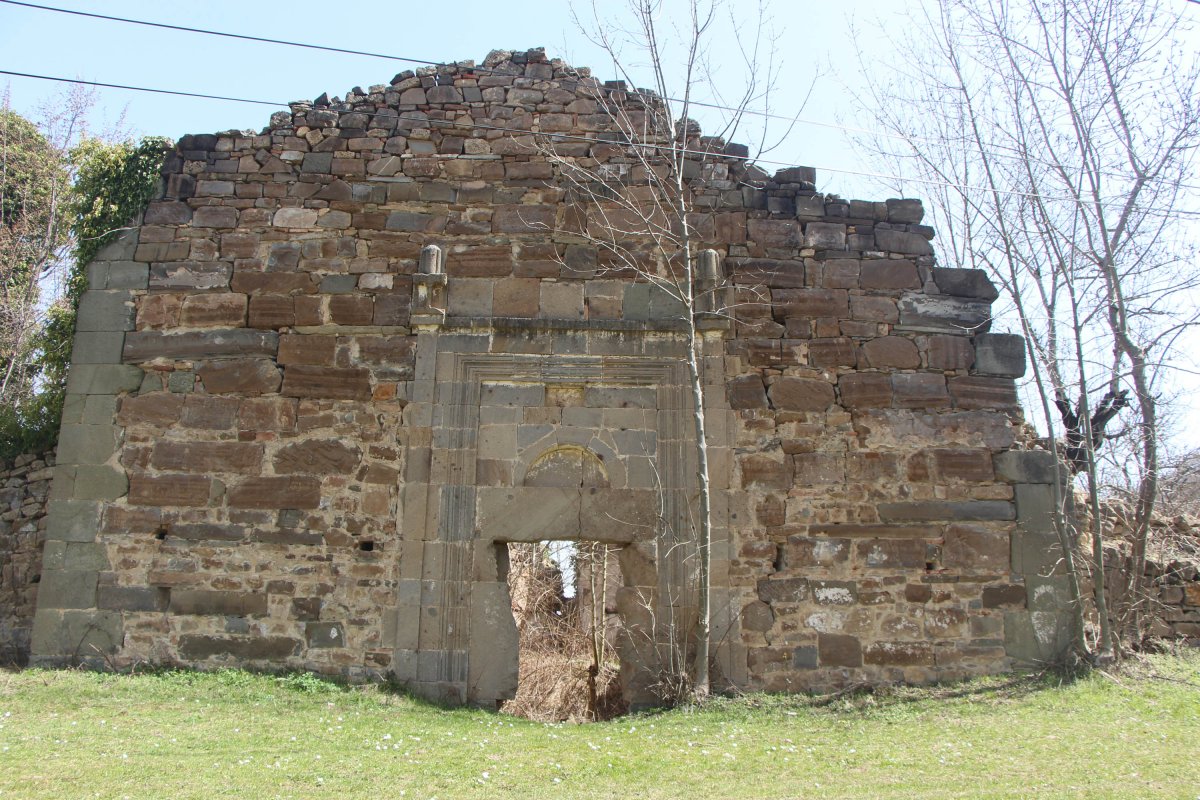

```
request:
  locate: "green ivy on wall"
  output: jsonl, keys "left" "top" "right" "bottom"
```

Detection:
{"left": 0, "top": 136, "right": 168, "bottom": 459}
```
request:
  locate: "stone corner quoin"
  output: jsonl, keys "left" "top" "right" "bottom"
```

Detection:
{"left": 22, "top": 47, "right": 1069, "bottom": 701}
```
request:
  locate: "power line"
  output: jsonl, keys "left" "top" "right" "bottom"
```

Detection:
{"left": 2, "top": 67, "right": 1197, "bottom": 215}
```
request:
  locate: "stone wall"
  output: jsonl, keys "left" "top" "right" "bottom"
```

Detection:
{"left": 0, "top": 449, "right": 54, "bottom": 664}
{"left": 29, "top": 48, "right": 1072, "bottom": 701}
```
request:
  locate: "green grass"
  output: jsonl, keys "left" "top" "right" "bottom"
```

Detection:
{"left": 1, "top": 654, "right": 1197, "bottom": 799}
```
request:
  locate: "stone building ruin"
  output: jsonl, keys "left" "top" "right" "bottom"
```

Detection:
{"left": 22, "top": 48, "right": 1076, "bottom": 706}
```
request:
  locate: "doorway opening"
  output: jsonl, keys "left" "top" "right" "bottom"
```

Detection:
{"left": 500, "top": 540, "right": 628, "bottom": 721}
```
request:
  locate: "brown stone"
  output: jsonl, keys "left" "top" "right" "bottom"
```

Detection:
{"left": 493, "top": 278, "right": 541, "bottom": 316}
{"left": 943, "top": 524, "right": 1009, "bottom": 572}
{"left": 328, "top": 295, "right": 374, "bottom": 325}
{"left": 137, "top": 294, "right": 182, "bottom": 329}
{"left": 769, "top": 377, "right": 835, "bottom": 412}
{"left": 152, "top": 441, "right": 263, "bottom": 474}
{"left": 929, "top": 448, "right": 995, "bottom": 481}
{"left": 128, "top": 474, "right": 212, "bottom": 506}
{"left": 281, "top": 365, "right": 371, "bottom": 400}
{"left": 924, "top": 335, "right": 974, "bottom": 370}
{"left": 180, "top": 395, "right": 240, "bottom": 429}
{"left": 196, "top": 359, "right": 282, "bottom": 395}
{"left": 748, "top": 219, "right": 801, "bottom": 248}
{"left": 850, "top": 295, "right": 898, "bottom": 323}
{"left": 238, "top": 397, "right": 298, "bottom": 432}
{"left": 355, "top": 335, "right": 415, "bottom": 366}
{"left": 170, "top": 590, "right": 267, "bottom": 616}
{"left": 729, "top": 259, "right": 806, "bottom": 288}
{"left": 273, "top": 440, "right": 362, "bottom": 474}
{"left": 278, "top": 334, "right": 336, "bottom": 366}
{"left": 859, "top": 260, "right": 921, "bottom": 290}
{"left": 757, "top": 577, "right": 810, "bottom": 604}
{"left": 741, "top": 600, "right": 775, "bottom": 632}
{"left": 727, "top": 375, "right": 768, "bottom": 409}
{"left": 772, "top": 288, "right": 849, "bottom": 318}
{"left": 179, "top": 294, "right": 247, "bottom": 327}
{"left": 784, "top": 537, "right": 850, "bottom": 567}
{"left": 793, "top": 452, "right": 844, "bottom": 484}
{"left": 227, "top": 476, "right": 321, "bottom": 508}
{"left": 856, "top": 539, "right": 926, "bottom": 569}
{"left": 446, "top": 245, "right": 514, "bottom": 277}
{"left": 248, "top": 295, "right": 295, "bottom": 329}
{"left": 123, "top": 330, "right": 279, "bottom": 362}
{"left": 892, "top": 373, "right": 949, "bottom": 408}
{"left": 178, "top": 635, "right": 301, "bottom": 660}
{"left": 818, "top": 633, "right": 863, "bottom": 667}
{"left": 949, "top": 376, "right": 1019, "bottom": 410}
{"left": 230, "top": 271, "right": 317, "bottom": 295}
{"left": 117, "top": 393, "right": 184, "bottom": 427}
{"left": 493, "top": 204, "right": 556, "bottom": 232}
{"left": 838, "top": 373, "right": 893, "bottom": 408}
{"left": 905, "top": 583, "right": 932, "bottom": 603}
{"left": 740, "top": 455, "right": 793, "bottom": 490}
{"left": 864, "top": 641, "right": 934, "bottom": 666}
{"left": 808, "top": 338, "right": 856, "bottom": 367}
{"left": 859, "top": 337, "right": 920, "bottom": 369}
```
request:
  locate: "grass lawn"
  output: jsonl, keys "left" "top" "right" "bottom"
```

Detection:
{"left": 0, "top": 653, "right": 1197, "bottom": 799}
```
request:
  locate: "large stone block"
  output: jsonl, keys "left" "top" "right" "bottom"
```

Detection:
{"left": 76, "top": 290, "right": 135, "bottom": 332}
{"left": 56, "top": 423, "right": 118, "bottom": 465}
{"left": 727, "top": 374, "right": 768, "bottom": 409}
{"left": 994, "top": 450, "right": 1059, "bottom": 484}
{"left": 170, "top": 590, "right": 268, "bottom": 616}
{"left": 859, "top": 260, "right": 920, "bottom": 290}
{"left": 65, "top": 364, "right": 145, "bottom": 396}
{"left": 123, "top": 330, "right": 278, "bottom": 362}
{"left": 878, "top": 500, "right": 1015, "bottom": 522}
{"left": 972, "top": 333, "right": 1027, "bottom": 378}
{"left": 897, "top": 294, "right": 992, "bottom": 333}
{"left": 932, "top": 267, "right": 999, "bottom": 301}
{"left": 768, "top": 376, "right": 835, "bottom": 411}
{"left": 31, "top": 609, "right": 122, "bottom": 661}
{"left": 873, "top": 227, "right": 933, "bottom": 256}
{"left": 178, "top": 635, "right": 302, "bottom": 660}
{"left": 273, "top": 439, "right": 362, "bottom": 474}
{"left": 838, "top": 373, "right": 893, "bottom": 408}
{"left": 128, "top": 474, "right": 213, "bottom": 507}
{"left": 180, "top": 293, "right": 248, "bottom": 327}
{"left": 227, "top": 476, "right": 321, "bottom": 509}
{"left": 771, "top": 288, "right": 849, "bottom": 319}
{"left": 949, "top": 376, "right": 1019, "bottom": 411}
{"left": 196, "top": 359, "right": 282, "bottom": 395}
{"left": 149, "top": 262, "right": 233, "bottom": 290}
{"left": 281, "top": 365, "right": 372, "bottom": 400}
{"left": 152, "top": 441, "right": 263, "bottom": 474}
{"left": 36, "top": 569, "right": 98, "bottom": 609}
{"left": 818, "top": 633, "right": 863, "bottom": 667}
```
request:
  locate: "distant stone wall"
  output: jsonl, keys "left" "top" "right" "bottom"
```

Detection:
{"left": 0, "top": 450, "right": 53, "bottom": 664}
{"left": 29, "top": 47, "right": 1074, "bottom": 701}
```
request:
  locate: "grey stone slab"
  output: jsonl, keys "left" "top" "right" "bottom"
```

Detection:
{"left": 31, "top": 609, "right": 122, "bottom": 661}
{"left": 65, "top": 364, "right": 145, "bottom": 395}
{"left": 92, "top": 227, "right": 139, "bottom": 261}
{"left": 580, "top": 489, "right": 659, "bottom": 542}
{"left": 877, "top": 500, "right": 1015, "bottom": 522}
{"left": 476, "top": 486, "right": 580, "bottom": 541}
{"left": 104, "top": 261, "right": 150, "bottom": 290}
{"left": 973, "top": 333, "right": 1027, "bottom": 377}
{"left": 1004, "top": 610, "right": 1073, "bottom": 666}
{"left": 305, "top": 622, "right": 346, "bottom": 649}
{"left": 1010, "top": 529, "right": 1065, "bottom": 577}
{"left": 149, "top": 262, "right": 232, "bottom": 291}
{"left": 585, "top": 385, "right": 657, "bottom": 409}
{"left": 467, "top": 581, "right": 519, "bottom": 706}
{"left": 319, "top": 274, "right": 358, "bottom": 293}
{"left": 75, "top": 290, "right": 135, "bottom": 332}
{"left": 70, "top": 331, "right": 126, "bottom": 364}
{"left": 72, "top": 465, "right": 129, "bottom": 501}
{"left": 56, "top": 423, "right": 118, "bottom": 465}
{"left": 623, "top": 283, "right": 651, "bottom": 321}
{"left": 447, "top": 279, "right": 494, "bottom": 317}
{"left": 43, "top": 499, "right": 102, "bottom": 543}
{"left": 480, "top": 382, "right": 544, "bottom": 407}
{"left": 36, "top": 569, "right": 99, "bottom": 609}
{"left": 1026, "top": 574, "right": 1073, "bottom": 612}
{"left": 82, "top": 394, "right": 119, "bottom": 425}
{"left": 994, "top": 451, "right": 1060, "bottom": 484}
{"left": 612, "top": 428, "right": 657, "bottom": 456}
{"left": 1014, "top": 483, "right": 1057, "bottom": 534}
{"left": 897, "top": 294, "right": 992, "bottom": 334}
{"left": 648, "top": 285, "right": 686, "bottom": 320}
{"left": 540, "top": 282, "right": 585, "bottom": 320}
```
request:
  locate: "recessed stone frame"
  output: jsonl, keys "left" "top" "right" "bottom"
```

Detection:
{"left": 394, "top": 325, "right": 733, "bottom": 706}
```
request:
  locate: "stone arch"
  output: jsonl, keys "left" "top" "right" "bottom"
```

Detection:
{"left": 523, "top": 445, "right": 610, "bottom": 488}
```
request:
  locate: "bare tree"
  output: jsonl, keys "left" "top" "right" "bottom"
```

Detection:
{"left": 855, "top": 0, "right": 1200, "bottom": 658}
{"left": 526, "top": 0, "right": 801, "bottom": 698}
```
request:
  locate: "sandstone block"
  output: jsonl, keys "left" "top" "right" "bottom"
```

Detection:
{"left": 818, "top": 633, "right": 862, "bottom": 667}
{"left": 949, "top": 376, "right": 1019, "bottom": 410}
{"left": 149, "top": 262, "right": 232, "bottom": 291}
{"left": 772, "top": 288, "right": 849, "bottom": 319}
{"left": 859, "top": 336, "right": 920, "bottom": 369}
{"left": 972, "top": 333, "right": 1026, "bottom": 378}
{"left": 808, "top": 338, "right": 856, "bottom": 367}
{"left": 878, "top": 500, "right": 1015, "bottom": 522}
{"left": 757, "top": 577, "right": 809, "bottom": 604}
{"left": 446, "top": 245, "right": 514, "bottom": 277}
{"left": 238, "top": 397, "right": 297, "bottom": 432}
{"left": 117, "top": 393, "right": 184, "bottom": 428}
{"left": 151, "top": 441, "right": 263, "bottom": 474}
{"left": 803, "top": 222, "right": 846, "bottom": 250}
{"left": 873, "top": 227, "right": 932, "bottom": 256}
{"left": 170, "top": 590, "right": 267, "bottom": 616}
{"left": 247, "top": 295, "right": 295, "bottom": 329}
{"left": 281, "top": 365, "right": 371, "bottom": 400}
{"left": 178, "top": 635, "right": 301, "bottom": 660}
{"left": 943, "top": 524, "right": 1009, "bottom": 572}
{"left": 886, "top": 199, "right": 924, "bottom": 224}
{"left": 227, "top": 476, "right": 321, "bottom": 508}
{"left": 892, "top": 372, "right": 949, "bottom": 408}
{"left": 273, "top": 440, "right": 361, "bottom": 474}
{"left": 728, "top": 258, "right": 806, "bottom": 288}
{"left": 123, "top": 330, "right": 278, "bottom": 362}
{"left": 838, "top": 373, "right": 893, "bottom": 408}
{"left": 898, "top": 294, "right": 992, "bottom": 333}
{"left": 993, "top": 450, "right": 1059, "bottom": 484}
{"left": 127, "top": 474, "right": 212, "bottom": 506}
{"left": 859, "top": 260, "right": 920, "bottom": 290}
{"left": 924, "top": 335, "right": 974, "bottom": 370}
{"left": 932, "top": 267, "right": 999, "bottom": 301}
{"left": 191, "top": 206, "right": 239, "bottom": 228}
{"left": 740, "top": 455, "right": 793, "bottom": 490}
{"left": 180, "top": 294, "right": 247, "bottom": 327}
{"left": 181, "top": 395, "right": 239, "bottom": 430}
{"left": 727, "top": 375, "right": 768, "bottom": 409}
{"left": 768, "top": 376, "right": 835, "bottom": 412}
{"left": 864, "top": 641, "right": 933, "bottom": 666}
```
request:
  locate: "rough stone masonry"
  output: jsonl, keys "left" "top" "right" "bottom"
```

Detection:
{"left": 24, "top": 48, "right": 1076, "bottom": 705}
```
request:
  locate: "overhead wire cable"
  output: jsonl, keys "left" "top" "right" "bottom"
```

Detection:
{"left": 2, "top": 68, "right": 1197, "bottom": 215}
